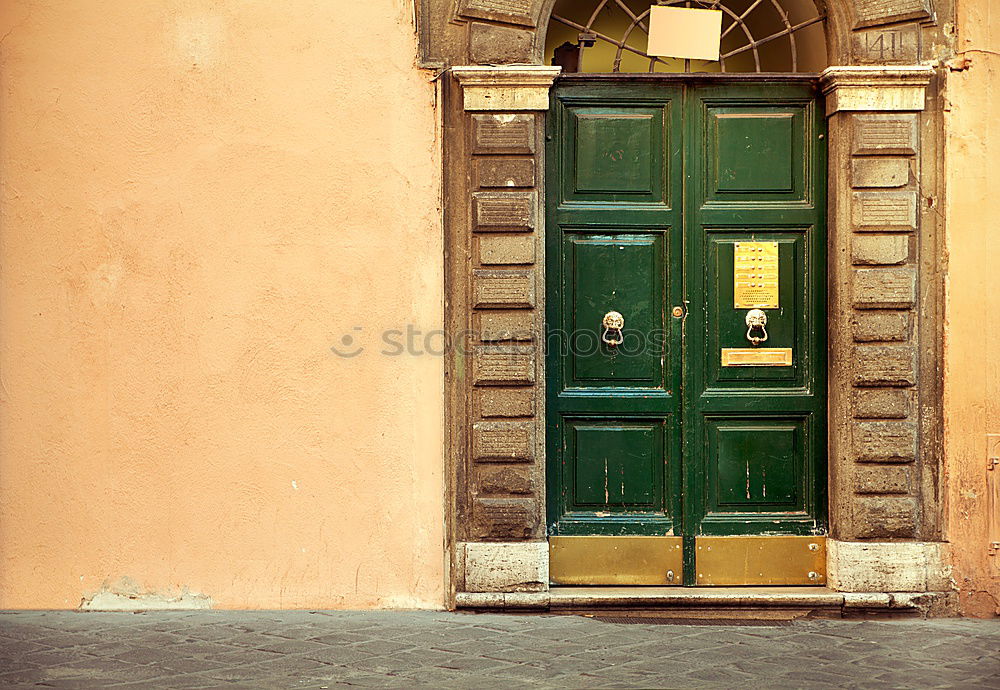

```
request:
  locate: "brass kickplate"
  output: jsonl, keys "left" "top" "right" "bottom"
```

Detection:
{"left": 721, "top": 347, "right": 792, "bottom": 367}
{"left": 550, "top": 536, "right": 684, "bottom": 585}
{"left": 695, "top": 535, "right": 826, "bottom": 586}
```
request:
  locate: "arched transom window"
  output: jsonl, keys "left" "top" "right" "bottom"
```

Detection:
{"left": 545, "top": 0, "right": 827, "bottom": 73}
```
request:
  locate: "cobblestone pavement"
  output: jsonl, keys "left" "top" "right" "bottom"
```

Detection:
{"left": 0, "top": 610, "right": 997, "bottom": 689}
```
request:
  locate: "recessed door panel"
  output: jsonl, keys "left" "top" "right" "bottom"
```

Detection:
{"left": 555, "top": 417, "right": 676, "bottom": 535}
{"left": 705, "top": 230, "right": 811, "bottom": 388}
{"left": 704, "top": 103, "right": 811, "bottom": 204}
{"left": 564, "top": 232, "right": 666, "bottom": 388}
{"left": 715, "top": 114, "right": 795, "bottom": 193}
{"left": 575, "top": 114, "right": 655, "bottom": 194}
{"left": 706, "top": 417, "right": 807, "bottom": 517}
{"left": 561, "top": 103, "right": 671, "bottom": 204}
{"left": 570, "top": 420, "right": 661, "bottom": 510}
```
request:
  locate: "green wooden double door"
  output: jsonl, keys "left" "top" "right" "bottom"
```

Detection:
{"left": 545, "top": 78, "right": 828, "bottom": 586}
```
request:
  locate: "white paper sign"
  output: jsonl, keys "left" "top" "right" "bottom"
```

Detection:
{"left": 647, "top": 6, "right": 723, "bottom": 61}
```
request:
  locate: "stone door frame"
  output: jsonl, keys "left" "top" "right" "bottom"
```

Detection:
{"left": 424, "top": 0, "right": 951, "bottom": 608}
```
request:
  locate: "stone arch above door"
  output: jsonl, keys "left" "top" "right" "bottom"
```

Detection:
{"left": 418, "top": 0, "right": 941, "bottom": 68}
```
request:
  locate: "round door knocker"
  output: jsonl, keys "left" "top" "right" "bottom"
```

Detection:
{"left": 602, "top": 310, "right": 625, "bottom": 346}
{"left": 745, "top": 308, "right": 768, "bottom": 345}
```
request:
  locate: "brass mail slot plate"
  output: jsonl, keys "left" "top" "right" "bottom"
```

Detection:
{"left": 722, "top": 347, "right": 792, "bottom": 367}
{"left": 550, "top": 536, "right": 684, "bottom": 585}
{"left": 695, "top": 535, "right": 826, "bottom": 586}
{"left": 734, "top": 240, "right": 779, "bottom": 308}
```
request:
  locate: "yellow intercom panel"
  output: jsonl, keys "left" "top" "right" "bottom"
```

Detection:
{"left": 734, "top": 241, "right": 779, "bottom": 309}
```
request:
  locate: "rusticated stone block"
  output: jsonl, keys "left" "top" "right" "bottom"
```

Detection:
{"left": 853, "top": 421, "right": 917, "bottom": 462}
{"left": 853, "top": 267, "right": 916, "bottom": 308}
{"left": 852, "top": 311, "right": 910, "bottom": 342}
{"left": 457, "top": 0, "right": 537, "bottom": 28}
{"left": 852, "top": 235, "right": 909, "bottom": 265}
{"left": 854, "top": 0, "right": 931, "bottom": 29}
{"left": 476, "top": 157, "right": 536, "bottom": 189}
{"left": 827, "top": 540, "right": 948, "bottom": 592}
{"left": 478, "top": 235, "right": 535, "bottom": 265}
{"left": 473, "top": 270, "right": 535, "bottom": 308}
{"left": 471, "top": 498, "right": 539, "bottom": 540}
{"left": 473, "top": 421, "right": 534, "bottom": 462}
{"left": 851, "top": 158, "right": 909, "bottom": 188}
{"left": 479, "top": 388, "right": 534, "bottom": 418}
{"left": 855, "top": 465, "right": 911, "bottom": 494}
{"left": 852, "top": 191, "right": 917, "bottom": 232}
{"left": 851, "top": 114, "right": 918, "bottom": 155}
{"left": 462, "top": 541, "right": 548, "bottom": 592}
{"left": 853, "top": 496, "right": 917, "bottom": 538}
{"left": 472, "top": 114, "right": 535, "bottom": 155}
{"left": 853, "top": 345, "right": 916, "bottom": 386}
{"left": 478, "top": 311, "right": 533, "bottom": 341}
{"left": 473, "top": 192, "right": 535, "bottom": 232}
{"left": 853, "top": 388, "right": 911, "bottom": 418}
{"left": 477, "top": 466, "right": 534, "bottom": 495}
{"left": 473, "top": 345, "right": 535, "bottom": 386}
{"left": 469, "top": 22, "right": 534, "bottom": 64}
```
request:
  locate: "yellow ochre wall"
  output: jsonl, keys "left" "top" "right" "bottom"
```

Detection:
{"left": 0, "top": 1, "right": 445, "bottom": 608}
{"left": 944, "top": 0, "right": 1000, "bottom": 617}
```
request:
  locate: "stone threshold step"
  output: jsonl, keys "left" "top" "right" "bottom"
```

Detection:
{"left": 455, "top": 588, "right": 955, "bottom": 618}
{"left": 548, "top": 587, "right": 845, "bottom": 619}
{"left": 549, "top": 586, "right": 843, "bottom": 610}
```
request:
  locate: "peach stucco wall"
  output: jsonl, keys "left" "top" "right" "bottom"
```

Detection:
{"left": 3, "top": 0, "right": 999, "bottom": 615}
{"left": 0, "top": 1, "right": 444, "bottom": 608}
{"left": 944, "top": 0, "right": 1000, "bottom": 617}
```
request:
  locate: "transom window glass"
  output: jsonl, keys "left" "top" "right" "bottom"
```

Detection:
{"left": 544, "top": 0, "right": 827, "bottom": 73}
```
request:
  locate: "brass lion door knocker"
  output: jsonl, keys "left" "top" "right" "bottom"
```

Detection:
{"left": 745, "top": 308, "right": 768, "bottom": 345}
{"left": 602, "top": 310, "right": 624, "bottom": 346}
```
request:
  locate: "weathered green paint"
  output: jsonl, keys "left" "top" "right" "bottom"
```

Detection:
{"left": 545, "top": 77, "right": 827, "bottom": 584}
{"left": 565, "top": 233, "right": 664, "bottom": 386}
{"left": 547, "top": 81, "right": 684, "bottom": 538}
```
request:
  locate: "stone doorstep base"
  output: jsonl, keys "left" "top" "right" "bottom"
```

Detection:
{"left": 457, "top": 540, "right": 952, "bottom": 594}
{"left": 455, "top": 541, "right": 956, "bottom": 616}
{"left": 454, "top": 588, "right": 958, "bottom": 618}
